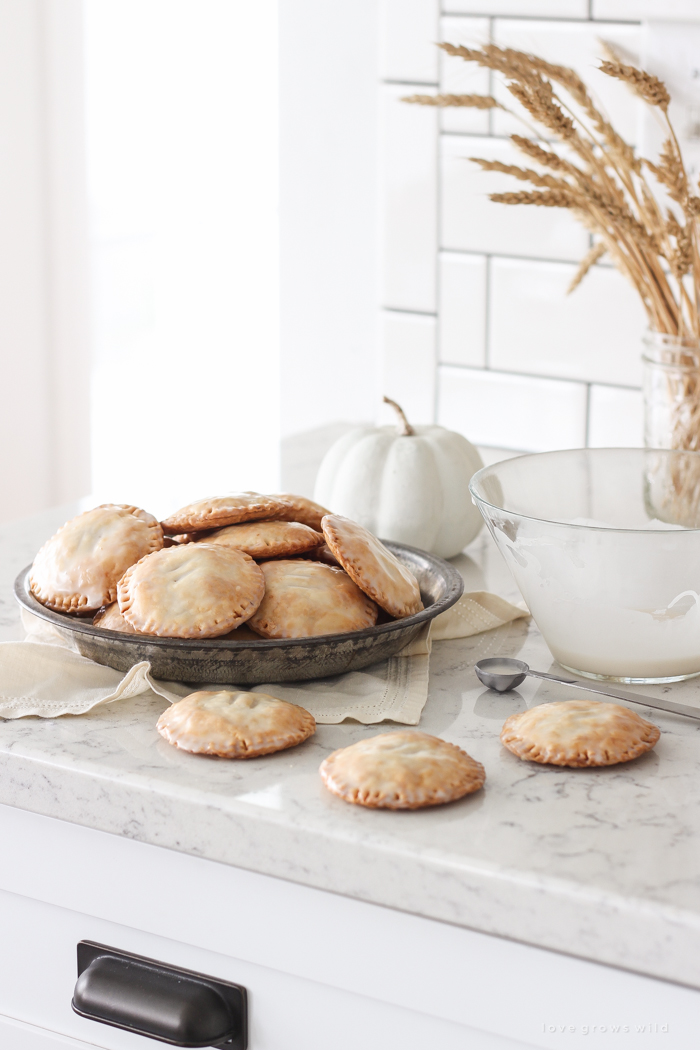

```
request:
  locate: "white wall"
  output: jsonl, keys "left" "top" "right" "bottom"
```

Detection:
{"left": 279, "top": 0, "right": 380, "bottom": 439}
{"left": 0, "top": 0, "right": 89, "bottom": 522}
{"left": 378, "top": 0, "right": 699, "bottom": 451}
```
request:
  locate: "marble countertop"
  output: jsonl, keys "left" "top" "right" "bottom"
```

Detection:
{"left": 1, "top": 502, "right": 700, "bottom": 990}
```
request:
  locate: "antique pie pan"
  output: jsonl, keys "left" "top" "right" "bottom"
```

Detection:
{"left": 14, "top": 542, "right": 463, "bottom": 685}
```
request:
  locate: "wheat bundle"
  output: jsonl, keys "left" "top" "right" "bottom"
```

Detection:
{"left": 405, "top": 45, "right": 700, "bottom": 450}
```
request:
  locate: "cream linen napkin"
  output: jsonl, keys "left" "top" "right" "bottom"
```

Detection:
{"left": 0, "top": 594, "right": 529, "bottom": 725}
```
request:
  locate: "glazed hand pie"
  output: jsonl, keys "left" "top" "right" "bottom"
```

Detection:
{"left": 93, "top": 602, "right": 142, "bottom": 634}
{"left": 202, "top": 519, "right": 324, "bottom": 559}
{"left": 157, "top": 689, "right": 316, "bottom": 757}
{"left": 271, "top": 493, "right": 331, "bottom": 532}
{"left": 320, "top": 731, "right": 485, "bottom": 809}
{"left": 118, "top": 543, "right": 265, "bottom": 637}
{"left": 322, "top": 514, "right": 423, "bottom": 619}
{"left": 249, "top": 559, "right": 378, "bottom": 638}
{"left": 30, "top": 504, "right": 163, "bottom": 613}
{"left": 160, "top": 492, "right": 293, "bottom": 535}
{"left": 116, "top": 505, "right": 159, "bottom": 526}
{"left": 500, "top": 700, "right": 660, "bottom": 767}
{"left": 309, "top": 543, "right": 340, "bottom": 567}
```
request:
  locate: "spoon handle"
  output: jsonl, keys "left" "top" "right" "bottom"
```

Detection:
{"left": 526, "top": 670, "right": 700, "bottom": 722}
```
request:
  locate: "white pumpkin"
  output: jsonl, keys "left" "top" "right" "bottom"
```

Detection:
{"left": 314, "top": 398, "right": 484, "bottom": 559}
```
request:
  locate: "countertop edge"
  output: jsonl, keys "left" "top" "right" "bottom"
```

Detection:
{"left": 2, "top": 748, "right": 699, "bottom": 992}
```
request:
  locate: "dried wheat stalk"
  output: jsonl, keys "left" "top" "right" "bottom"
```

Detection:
{"left": 402, "top": 93, "right": 502, "bottom": 109}
{"left": 404, "top": 43, "right": 700, "bottom": 451}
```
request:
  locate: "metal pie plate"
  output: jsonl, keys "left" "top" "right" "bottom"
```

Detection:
{"left": 15, "top": 542, "right": 463, "bottom": 685}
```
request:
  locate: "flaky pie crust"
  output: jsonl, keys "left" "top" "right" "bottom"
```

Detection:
{"left": 157, "top": 689, "right": 315, "bottom": 757}
{"left": 320, "top": 731, "right": 485, "bottom": 809}
{"left": 500, "top": 700, "right": 660, "bottom": 767}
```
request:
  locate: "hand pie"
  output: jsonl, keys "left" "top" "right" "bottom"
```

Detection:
{"left": 30, "top": 505, "right": 163, "bottom": 613}
{"left": 249, "top": 559, "right": 378, "bottom": 638}
{"left": 202, "top": 519, "right": 323, "bottom": 559}
{"left": 169, "top": 532, "right": 212, "bottom": 545}
{"left": 320, "top": 731, "right": 485, "bottom": 809}
{"left": 160, "top": 492, "right": 293, "bottom": 535}
{"left": 157, "top": 689, "right": 316, "bottom": 757}
{"left": 118, "top": 544, "right": 264, "bottom": 637}
{"left": 271, "top": 493, "right": 331, "bottom": 532}
{"left": 322, "top": 514, "right": 423, "bottom": 619}
{"left": 217, "top": 623, "right": 261, "bottom": 641}
{"left": 309, "top": 543, "right": 340, "bottom": 567}
{"left": 115, "top": 505, "right": 159, "bottom": 526}
{"left": 500, "top": 700, "right": 660, "bottom": 767}
{"left": 93, "top": 602, "right": 143, "bottom": 634}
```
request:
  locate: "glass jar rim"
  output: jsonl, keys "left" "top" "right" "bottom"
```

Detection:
{"left": 643, "top": 330, "right": 700, "bottom": 369}
{"left": 643, "top": 330, "right": 700, "bottom": 348}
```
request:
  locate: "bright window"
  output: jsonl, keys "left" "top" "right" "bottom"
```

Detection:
{"left": 84, "top": 0, "right": 279, "bottom": 517}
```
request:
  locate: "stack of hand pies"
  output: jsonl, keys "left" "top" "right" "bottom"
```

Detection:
{"left": 28, "top": 495, "right": 661, "bottom": 812}
{"left": 29, "top": 492, "right": 423, "bottom": 639}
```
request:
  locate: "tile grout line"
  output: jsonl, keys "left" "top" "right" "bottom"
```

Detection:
{"left": 382, "top": 79, "right": 439, "bottom": 88}
{"left": 440, "top": 245, "right": 588, "bottom": 267}
{"left": 438, "top": 360, "right": 642, "bottom": 394}
{"left": 434, "top": 22, "right": 441, "bottom": 428}
{"left": 440, "top": 11, "right": 641, "bottom": 26}
{"left": 383, "top": 307, "right": 437, "bottom": 318}
{"left": 488, "top": 18, "right": 494, "bottom": 138}
{"left": 484, "top": 255, "right": 491, "bottom": 369}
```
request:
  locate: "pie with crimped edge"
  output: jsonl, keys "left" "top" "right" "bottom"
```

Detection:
{"left": 113, "top": 505, "right": 159, "bottom": 526}
{"left": 201, "top": 519, "right": 323, "bottom": 560}
{"left": 118, "top": 543, "right": 264, "bottom": 638}
{"left": 249, "top": 559, "right": 378, "bottom": 638}
{"left": 321, "top": 514, "right": 423, "bottom": 619}
{"left": 93, "top": 602, "right": 142, "bottom": 634}
{"left": 271, "top": 493, "right": 331, "bottom": 532}
{"left": 160, "top": 492, "right": 294, "bottom": 535}
{"left": 30, "top": 504, "right": 163, "bottom": 614}
{"left": 157, "top": 689, "right": 316, "bottom": 758}
{"left": 500, "top": 699, "right": 660, "bottom": 767}
{"left": 303, "top": 543, "right": 340, "bottom": 567}
{"left": 320, "top": 731, "right": 485, "bottom": 809}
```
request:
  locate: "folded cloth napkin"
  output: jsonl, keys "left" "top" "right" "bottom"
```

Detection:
{"left": 0, "top": 593, "right": 529, "bottom": 725}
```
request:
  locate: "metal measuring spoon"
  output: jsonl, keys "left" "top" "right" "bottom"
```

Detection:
{"left": 474, "top": 657, "right": 700, "bottom": 721}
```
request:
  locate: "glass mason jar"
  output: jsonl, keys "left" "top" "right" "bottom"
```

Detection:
{"left": 643, "top": 331, "right": 700, "bottom": 450}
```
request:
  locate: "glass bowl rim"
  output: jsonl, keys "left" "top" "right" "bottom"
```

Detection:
{"left": 468, "top": 446, "right": 700, "bottom": 535}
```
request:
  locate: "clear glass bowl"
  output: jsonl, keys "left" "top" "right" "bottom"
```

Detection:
{"left": 469, "top": 448, "right": 700, "bottom": 683}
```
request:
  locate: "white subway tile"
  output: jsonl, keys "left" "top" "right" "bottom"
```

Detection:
{"left": 489, "top": 257, "right": 647, "bottom": 386}
{"left": 437, "top": 365, "right": 587, "bottom": 451}
{"left": 382, "top": 311, "right": 437, "bottom": 425}
{"left": 441, "top": 134, "right": 588, "bottom": 261}
{"left": 381, "top": 84, "right": 438, "bottom": 313}
{"left": 439, "top": 252, "right": 487, "bottom": 366}
{"left": 593, "top": 0, "right": 700, "bottom": 18}
{"left": 492, "top": 20, "right": 643, "bottom": 144}
{"left": 445, "top": 1, "right": 586, "bottom": 14}
{"left": 380, "top": 0, "right": 440, "bottom": 84}
{"left": 439, "top": 17, "right": 490, "bottom": 135}
{"left": 588, "top": 385, "right": 643, "bottom": 448}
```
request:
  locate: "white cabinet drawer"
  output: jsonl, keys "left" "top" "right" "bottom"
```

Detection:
{"left": 0, "top": 805, "right": 698, "bottom": 1050}
{"left": 0, "top": 1012, "right": 103, "bottom": 1049}
{"left": 0, "top": 887, "right": 525, "bottom": 1050}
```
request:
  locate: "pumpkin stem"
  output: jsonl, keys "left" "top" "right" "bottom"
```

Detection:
{"left": 383, "top": 396, "right": 415, "bottom": 436}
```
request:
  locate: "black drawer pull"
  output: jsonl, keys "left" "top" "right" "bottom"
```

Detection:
{"left": 72, "top": 940, "right": 247, "bottom": 1048}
